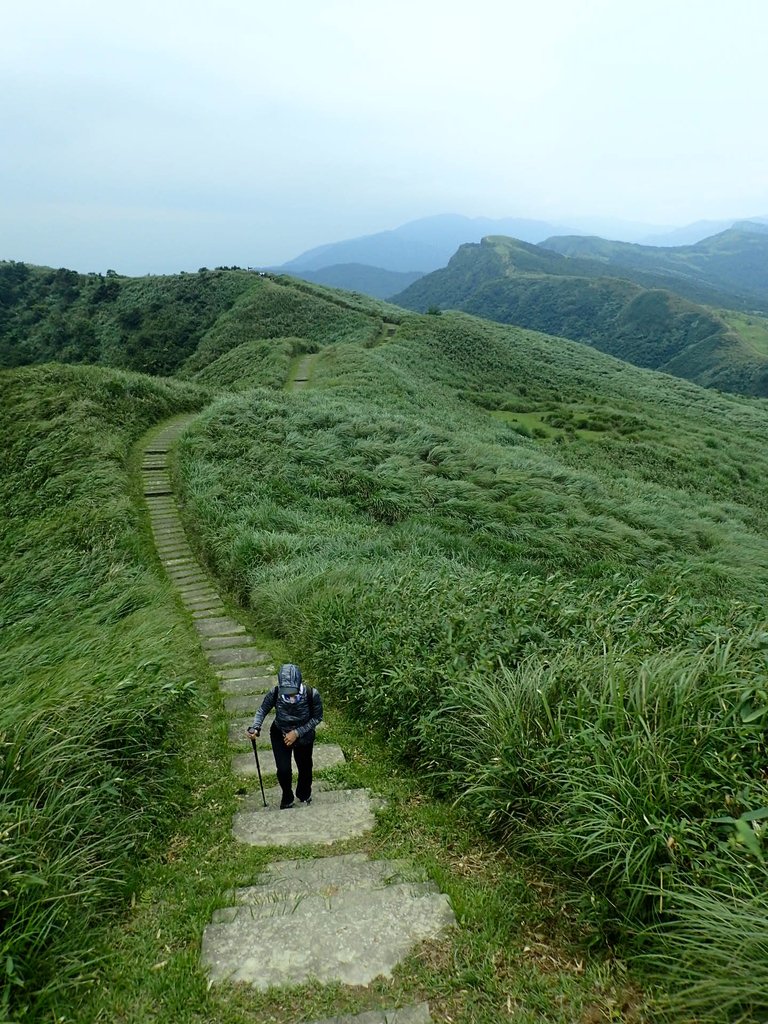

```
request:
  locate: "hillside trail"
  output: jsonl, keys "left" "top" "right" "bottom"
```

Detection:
{"left": 139, "top": 364, "right": 454, "bottom": 1020}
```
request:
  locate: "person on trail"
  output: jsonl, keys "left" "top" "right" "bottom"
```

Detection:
{"left": 246, "top": 664, "right": 323, "bottom": 810}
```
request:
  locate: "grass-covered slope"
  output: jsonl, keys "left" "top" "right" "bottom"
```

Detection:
{"left": 0, "top": 261, "right": 391, "bottom": 380}
{"left": 176, "top": 311, "right": 768, "bottom": 1021}
{"left": 394, "top": 237, "right": 768, "bottom": 397}
{"left": 0, "top": 262, "right": 255, "bottom": 374}
{"left": 542, "top": 222, "right": 768, "bottom": 310}
{"left": 0, "top": 363, "right": 209, "bottom": 1019}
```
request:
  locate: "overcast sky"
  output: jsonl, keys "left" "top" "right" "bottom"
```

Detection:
{"left": 2, "top": 0, "right": 767, "bottom": 274}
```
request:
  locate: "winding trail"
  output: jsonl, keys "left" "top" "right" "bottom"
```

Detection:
{"left": 139, "top": 403, "right": 454, "bottom": 1021}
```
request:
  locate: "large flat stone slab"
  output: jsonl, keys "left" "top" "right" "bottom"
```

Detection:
{"left": 233, "top": 853, "right": 426, "bottom": 899}
{"left": 218, "top": 674, "right": 277, "bottom": 695}
{"left": 231, "top": 743, "right": 345, "bottom": 777}
{"left": 217, "top": 664, "right": 276, "bottom": 679}
{"left": 183, "top": 593, "right": 222, "bottom": 606}
{"left": 194, "top": 618, "right": 247, "bottom": 637}
{"left": 213, "top": 883, "right": 438, "bottom": 923}
{"left": 231, "top": 788, "right": 383, "bottom": 846}
{"left": 224, "top": 692, "right": 275, "bottom": 714}
{"left": 202, "top": 634, "right": 260, "bottom": 650}
{"left": 192, "top": 606, "right": 228, "bottom": 618}
{"left": 306, "top": 1006, "right": 432, "bottom": 1024}
{"left": 201, "top": 881, "right": 454, "bottom": 987}
{"left": 207, "top": 647, "right": 272, "bottom": 667}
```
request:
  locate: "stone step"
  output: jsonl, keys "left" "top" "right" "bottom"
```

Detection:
{"left": 177, "top": 577, "right": 213, "bottom": 589}
{"left": 306, "top": 1005, "right": 432, "bottom": 1024}
{"left": 233, "top": 853, "right": 426, "bottom": 900}
{"left": 224, "top": 692, "right": 274, "bottom": 714}
{"left": 173, "top": 577, "right": 211, "bottom": 593}
{"left": 201, "top": 882, "right": 454, "bottom": 987}
{"left": 157, "top": 548, "right": 193, "bottom": 561}
{"left": 176, "top": 582, "right": 218, "bottom": 595}
{"left": 192, "top": 606, "right": 228, "bottom": 619}
{"left": 237, "top": 781, "right": 334, "bottom": 812}
{"left": 231, "top": 743, "right": 345, "bottom": 777}
{"left": 207, "top": 647, "right": 272, "bottom": 667}
{"left": 183, "top": 598, "right": 222, "bottom": 610}
{"left": 155, "top": 540, "right": 189, "bottom": 552}
{"left": 202, "top": 633, "right": 259, "bottom": 650}
{"left": 213, "top": 882, "right": 439, "bottom": 924}
{"left": 194, "top": 618, "right": 247, "bottom": 637}
{"left": 167, "top": 563, "right": 205, "bottom": 576}
{"left": 217, "top": 664, "right": 276, "bottom": 680}
{"left": 218, "top": 674, "right": 277, "bottom": 695}
{"left": 231, "top": 788, "right": 383, "bottom": 847}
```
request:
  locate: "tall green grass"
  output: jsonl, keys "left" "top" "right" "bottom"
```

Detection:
{"left": 176, "top": 315, "right": 768, "bottom": 1020}
{"left": 0, "top": 364, "right": 207, "bottom": 1019}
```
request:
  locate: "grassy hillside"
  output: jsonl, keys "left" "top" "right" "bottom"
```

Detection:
{"left": 394, "top": 237, "right": 768, "bottom": 397}
{"left": 0, "top": 262, "right": 256, "bottom": 374}
{"left": 5, "top": 263, "right": 768, "bottom": 1021}
{"left": 176, "top": 310, "right": 768, "bottom": 1021}
{"left": 0, "top": 262, "right": 392, "bottom": 379}
{"left": 0, "top": 363, "right": 210, "bottom": 1019}
{"left": 542, "top": 222, "right": 768, "bottom": 311}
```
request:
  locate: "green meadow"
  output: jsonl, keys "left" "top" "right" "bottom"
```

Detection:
{"left": 2, "top": 265, "right": 768, "bottom": 1022}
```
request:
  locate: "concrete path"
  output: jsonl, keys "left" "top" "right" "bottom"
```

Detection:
{"left": 142, "top": 417, "right": 452, "bottom": 1022}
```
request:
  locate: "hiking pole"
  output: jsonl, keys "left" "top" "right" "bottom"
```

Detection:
{"left": 249, "top": 734, "right": 268, "bottom": 807}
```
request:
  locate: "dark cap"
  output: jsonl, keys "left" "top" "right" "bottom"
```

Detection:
{"left": 278, "top": 663, "right": 303, "bottom": 695}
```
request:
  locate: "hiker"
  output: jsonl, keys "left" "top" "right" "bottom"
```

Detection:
{"left": 246, "top": 664, "right": 323, "bottom": 809}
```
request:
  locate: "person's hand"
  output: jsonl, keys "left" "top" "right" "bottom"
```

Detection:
{"left": 283, "top": 730, "right": 298, "bottom": 747}
{"left": 247, "top": 726, "right": 260, "bottom": 739}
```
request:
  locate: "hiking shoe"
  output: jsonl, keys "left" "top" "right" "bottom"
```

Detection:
{"left": 279, "top": 798, "right": 295, "bottom": 810}
{"left": 299, "top": 796, "right": 312, "bottom": 806}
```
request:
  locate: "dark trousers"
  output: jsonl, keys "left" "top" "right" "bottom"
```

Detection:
{"left": 270, "top": 723, "right": 314, "bottom": 803}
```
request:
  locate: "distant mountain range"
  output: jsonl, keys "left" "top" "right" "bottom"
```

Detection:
{"left": 280, "top": 263, "right": 423, "bottom": 300}
{"left": 393, "top": 227, "right": 768, "bottom": 397}
{"left": 273, "top": 212, "right": 768, "bottom": 299}
{"left": 540, "top": 221, "right": 768, "bottom": 309}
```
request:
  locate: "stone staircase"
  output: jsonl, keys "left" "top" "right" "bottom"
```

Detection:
{"left": 142, "top": 418, "right": 455, "bottom": 1023}
{"left": 201, "top": 853, "right": 455, "bottom": 990}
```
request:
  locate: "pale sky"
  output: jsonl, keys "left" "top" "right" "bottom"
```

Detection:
{"left": 2, "top": 0, "right": 767, "bottom": 274}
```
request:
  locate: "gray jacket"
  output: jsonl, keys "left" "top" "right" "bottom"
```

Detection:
{"left": 251, "top": 684, "right": 323, "bottom": 743}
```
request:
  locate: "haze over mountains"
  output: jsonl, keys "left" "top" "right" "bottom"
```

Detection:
{"left": 274, "top": 212, "right": 768, "bottom": 298}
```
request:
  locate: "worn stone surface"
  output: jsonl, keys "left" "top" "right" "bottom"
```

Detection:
{"left": 193, "top": 618, "right": 247, "bottom": 637}
{"left": 305, "top": 1006, "right": 432, "bottom": 1024}
{"left": 177, "top": 585, "right": 218, "bottom": 598}
{"left": 184, "top": 593, "right": 222, "bottom": 606}
{"left": 207, "top": 647, "right": 272, "bottom": 667}
{"left": 217, "top": 664, "right": 275, "bottom": 679}
{"left": 202, "top": 634, "right": 259, "bottom": 650}
{"left": 201, "top": 877, "right": 454, "bottom": 986}
{"left": 224, "top": 691, "right": 275, "bottom": 714}
{"left": 192, "top": 606, "right": 227, "bottom": 619}
{"left": 231, "top": 788, "right": 383, "bottom": 847}
{"left": 233, "top": 853, "right": 426, "bottom": 899}
{"left": 231, "top": 743, "right": 345, "bottom": 778}
{"left": 218, "top": 674, "right": 277, "bottom": 695}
